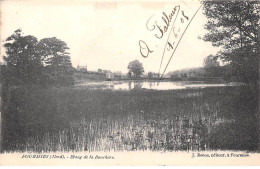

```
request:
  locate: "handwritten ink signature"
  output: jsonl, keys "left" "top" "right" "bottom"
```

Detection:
{"left": 138, "top": 5, "right": 181, "bottom": 58}
{"left": 139, "top": 3, "right": 203, "bottom": 78}
{"left": 146, "top": 6, "right": 180, "bottom": 39}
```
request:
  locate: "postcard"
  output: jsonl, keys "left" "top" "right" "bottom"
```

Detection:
{"left": 0, "top": 0, "right": 259, "bottom": 166}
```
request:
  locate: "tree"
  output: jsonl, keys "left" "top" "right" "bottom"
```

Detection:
{"left": 38, "top": 37, "right": 74, "bottom": 85}
{"left": 127, "top": 71, "right": 132, "bottom": 78}
{"left": 127, "top": 60, "right": 144, "bottom": 78}
{"left": 203, "top": 54, "right": 221, "bottom": 77}
{"left": 204, "top": 55, "right": 219, "bottom": 68}
{"left": 97, "top": 69, "right": 103, "bottom": 74}
{"left": 3, "top": 29, "right": 42, "bottom": 85}
{"left": 202, "top": 0, "right": 259, "bottom": 84}
{"left": 2, "top": 29, "right": 74, "bottom": 86}
{"left": 148, "top": 72, "right": 153, "bottom": 79}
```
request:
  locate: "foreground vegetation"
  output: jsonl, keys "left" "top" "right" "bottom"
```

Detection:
{"left": 1, "top": 85, "right": 258, "bottom": 152}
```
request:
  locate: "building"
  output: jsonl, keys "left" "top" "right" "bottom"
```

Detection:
{"left": 106, "top": 71, "right": 114, "bottom": 80}
{"left": 77, "top": 63, "right": 87, "bottom": 73}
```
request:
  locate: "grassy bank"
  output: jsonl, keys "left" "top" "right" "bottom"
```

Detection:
{"left": 1, "top": 85, "right": 259, "bottom": 152}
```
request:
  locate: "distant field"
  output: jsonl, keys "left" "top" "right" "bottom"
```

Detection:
{"left": 1, "top": 85, "right": 259, "bottom": 152}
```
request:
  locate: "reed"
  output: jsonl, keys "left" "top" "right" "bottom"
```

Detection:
{"left": 1, "top": 86, "right": 258, "bottom": 152}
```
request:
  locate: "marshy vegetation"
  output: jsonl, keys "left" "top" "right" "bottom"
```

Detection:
{"left": 1, "top": 85, "right": 258, "bottom": 152}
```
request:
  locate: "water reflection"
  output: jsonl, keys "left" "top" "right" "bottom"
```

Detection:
{"left": 76, "top": 81, "right": 233, "bottom": 90}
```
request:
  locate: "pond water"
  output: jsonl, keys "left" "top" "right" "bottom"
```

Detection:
{"left": 76, "top": 81, "right": 236, "bottom": 90}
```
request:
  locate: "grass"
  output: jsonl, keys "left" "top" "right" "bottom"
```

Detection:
{"left": 1, "top": 85, "right": 259, "bottom": 152}
{"left": 74, "top": 72, "right": 107, "bottom": 83}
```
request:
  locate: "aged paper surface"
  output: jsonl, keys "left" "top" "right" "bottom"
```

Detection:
{"left": 0, "top": 0, "right": 259, "bottom": 166}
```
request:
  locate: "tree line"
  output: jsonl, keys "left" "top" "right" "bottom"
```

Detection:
{"left": 1, "top": 29, "right": 74, "bottom": 86}
{"left": 202, "top": 0, "right": 259, "bottom": 86}
{"left": 172, "top": 1, "right": 259, "bottom": 85}
{"left": 169, "top": 55, "right": 227, "bottom": 81}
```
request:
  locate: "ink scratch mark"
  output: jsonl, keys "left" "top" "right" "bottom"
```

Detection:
{"left": 158, "top": 6, "right": 181, "bottom": 76}
{"left": 159, "top": 4, "right": 204, "bottom": 80}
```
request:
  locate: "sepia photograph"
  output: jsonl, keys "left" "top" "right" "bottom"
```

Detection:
{"left": 0, "top": 0, "right": 259, "bottom": 166}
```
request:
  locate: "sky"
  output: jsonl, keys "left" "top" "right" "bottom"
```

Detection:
{"left": 0, "top": 0, "right": 220, "bottom": 74}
